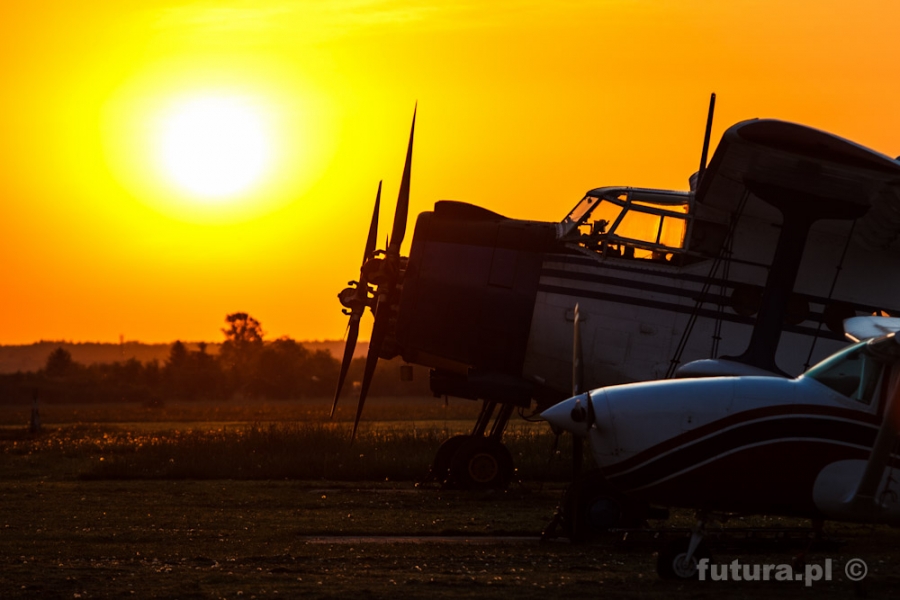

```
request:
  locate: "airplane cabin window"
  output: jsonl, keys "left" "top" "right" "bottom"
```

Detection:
{"left": 616, "top": 209, "right": 687, "bottom": 252}
{"left": 856, "top": 358, "right": 884, "bottom": 405}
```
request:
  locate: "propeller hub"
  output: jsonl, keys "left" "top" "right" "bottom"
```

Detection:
{"left": 338, "top": 287, "right": 364, "bottom": 311}
{"left": 571, "top": 400, "right": 588, "bottom": 423}
{"left": 542, "top": 392, "right": 596, "bottom": 436}
{"left": 363, "top": 257, "right": 394, "bottom": 286}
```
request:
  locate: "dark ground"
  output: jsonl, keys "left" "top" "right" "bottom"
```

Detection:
{"left": 2, "top": 480, "right": 899, "bottom": 599}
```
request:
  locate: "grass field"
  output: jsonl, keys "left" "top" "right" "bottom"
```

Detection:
{"left": 2, "top": 397, "right": 899, "bottom": 598}
{"left": 0, "top": 396, "right": 565, "bottom": 483}
{"left": 0, "top": 395, "right": 485, "bottom": 427}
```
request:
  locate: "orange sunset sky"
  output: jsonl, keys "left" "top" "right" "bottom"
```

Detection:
{"left": 2, "top": 0, "right": 899, "bottom": 345}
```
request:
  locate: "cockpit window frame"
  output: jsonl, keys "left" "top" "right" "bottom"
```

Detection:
{"left": 560, "top": 187, "right": 694, "bottom": 258}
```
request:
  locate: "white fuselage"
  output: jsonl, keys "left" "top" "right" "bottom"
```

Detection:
{"left": 543, "top": 374, "right": 900, "bottom": 523}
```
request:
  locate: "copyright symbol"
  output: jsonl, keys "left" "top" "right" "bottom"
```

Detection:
{"left": 845, "top": 558, "right": 868, "bottom": 581}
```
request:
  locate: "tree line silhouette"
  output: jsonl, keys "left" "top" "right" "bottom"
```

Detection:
{"left": 0, "top": 313, "right": 429, "bottom": 405}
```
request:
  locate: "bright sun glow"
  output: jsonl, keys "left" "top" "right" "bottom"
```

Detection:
{"left": 156, "top": 95, "right": 272, "bottom": 200}
{"left": 103, "top": 61, "right": 336, "bottom": 224}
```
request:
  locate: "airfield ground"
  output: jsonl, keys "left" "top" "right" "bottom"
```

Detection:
{"left": 1, "top": 399, "right": 899, "bottom": 598}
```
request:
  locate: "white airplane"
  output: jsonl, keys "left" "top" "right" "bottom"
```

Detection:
{"left": 332, "top": 100, "right": 900, "bottom": 490}
{"left": 542, "top": 315, "right": 900, "bottom": 579}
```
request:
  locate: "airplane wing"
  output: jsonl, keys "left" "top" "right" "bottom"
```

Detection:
{"left": 670, "top": 318, "right": 900, "bottom": 376}
{"left": 844, "top": 316, "right": 900, "bottom": 342}
{"left": 695, "top": 119, "right": 900, "bottom": 251}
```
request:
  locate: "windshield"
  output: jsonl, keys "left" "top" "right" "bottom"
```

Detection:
{"left": 561, "top": 195, "right": 598, "bottom": 231}
{"left": 803, "top": 341, "right": 886, "bottom": 404}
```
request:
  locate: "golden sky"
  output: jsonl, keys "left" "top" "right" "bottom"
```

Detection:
{"left": 2, "top": 0, "right": 899, "bottom": 344}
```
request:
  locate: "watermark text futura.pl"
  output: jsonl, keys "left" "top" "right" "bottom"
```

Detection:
{"left": 697, "top": 558, "right": 868, "bottom": 586}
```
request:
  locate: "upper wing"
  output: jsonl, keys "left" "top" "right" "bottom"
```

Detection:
{"left": 696, "top": 119, "right": 900, "bottom": 250}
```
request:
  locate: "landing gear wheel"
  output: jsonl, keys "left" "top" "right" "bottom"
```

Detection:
{"left": 429, "top": 435, "right": 470, "bottom": 483}
{"left": 563, "top": 469, "right": 646, "bottom": 541}
{"left": 656, "top": 537, "right": 711, "bottom": 580}
{"left": 448, "top": 437, "right": 514, "bottom": 490}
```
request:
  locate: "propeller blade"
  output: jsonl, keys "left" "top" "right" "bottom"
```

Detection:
{"left": 572, "top": 304, "right": 583, "bottom": 396}
{"left": 349, "top": 284, "right": 395, "bottom": 442}
{"left": 572, "top": 304, "right": 587, "bottom": 477}
{"left": 388, "top": 105, "right": 416, "bottom": 257}
{"left": 351, "top": 342, "right": 381, "bottom": 442}
{"left": 330, "top": 315, "right": 360, "bottom": 418}
{"left": 364, "top": 181, "right": 382, "bottom": 263}
{"left": 573, "top": 435, "right": 584, "bottom": 479}
{"left": 569, "top": 433, "right": 584, "bottom": 536}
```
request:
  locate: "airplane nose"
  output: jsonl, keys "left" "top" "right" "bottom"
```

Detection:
{"left": 541, "top": 393, "right": 592, "bottom": 436}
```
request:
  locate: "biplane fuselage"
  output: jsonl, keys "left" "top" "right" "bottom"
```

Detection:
{"left": 396, "top": 178, "right": 900, "bottom": 412}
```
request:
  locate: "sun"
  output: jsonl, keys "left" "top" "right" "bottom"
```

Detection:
{"left": 103, "top": 62, "right": 337, "bottom": 224}
{"left": 156, "top": 95, "right": 272, "bottom": 200}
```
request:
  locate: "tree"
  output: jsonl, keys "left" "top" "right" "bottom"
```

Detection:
{"left": 164, "top": 340, "right": 224, "bottom": 400}
{"left": 45, "top": 347, "right": 76, "bottom": 378}
{"left": 221, "top": 313, "right": 264, "bottom": 350}
{"left": 167, "top": 341, "right": 189, "bottom": 369}
{"left": 219, "top": 312, "right": 265, "bottom": 396}
{"left": 252, "top": 336, "right": 310, "bottom": 398}
{"left": 164, "top": 341, "right": 189, "bottom": 397}
{"left": 190, "top": 342, "right": 223, "bottom": 400}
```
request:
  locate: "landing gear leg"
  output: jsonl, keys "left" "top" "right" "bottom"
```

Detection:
{"left": 657, "top": 513, "right": 711, "bottom": 580}
{"left": 473, "top": 400, "right": 496, "bottom": 437}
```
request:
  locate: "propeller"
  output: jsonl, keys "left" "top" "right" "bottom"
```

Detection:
{"left": 570, "top": 304, "right": 590, "bottom": 477}
{"left": 332, "top": 106, "right": 417, "bottom": 442}
{"left": 330, "top": 181, "right": 381, "bottom": 417}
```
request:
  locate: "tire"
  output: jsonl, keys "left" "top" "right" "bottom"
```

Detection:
{"left": 656, "top": 537, "right": 711, "bottom": 580}
{"left": 428, "top": 435, "right": 470, "bottom": 483}
{"left": 448, "top": 437, "right": 514, "bottom": 490}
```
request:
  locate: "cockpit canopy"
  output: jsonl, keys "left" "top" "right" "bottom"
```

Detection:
{"left": 560, "top": 187, "right": 693, "bottom": 261}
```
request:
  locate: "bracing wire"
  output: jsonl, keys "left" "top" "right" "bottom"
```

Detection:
{"left": 666, "top": 191, "right": 749, "bottom": 378}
